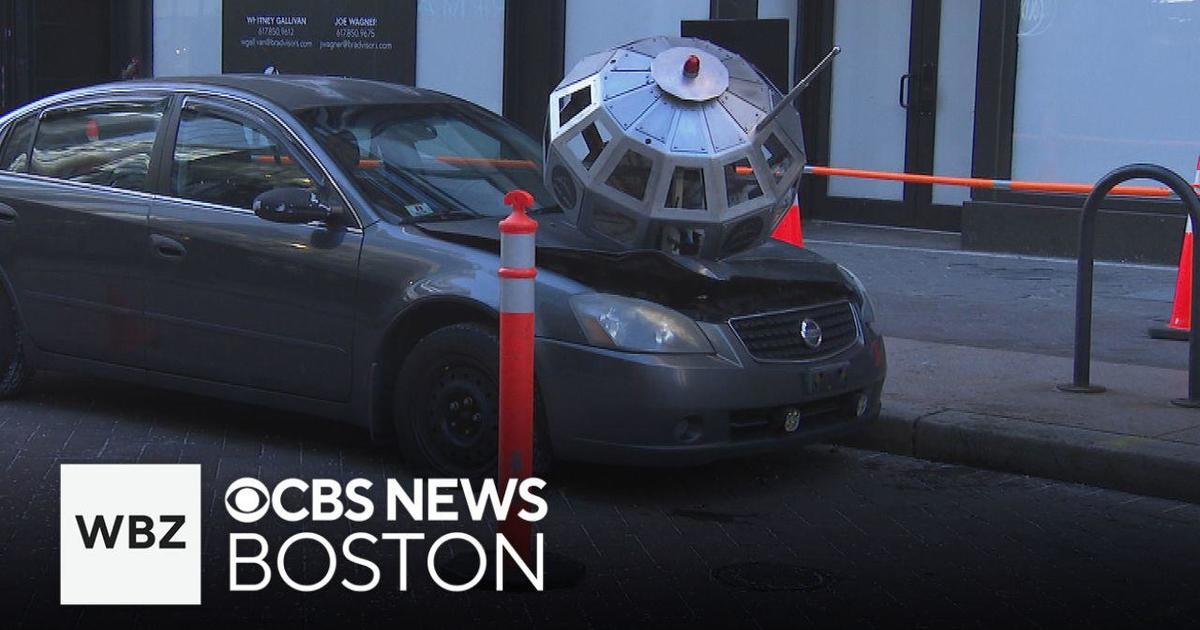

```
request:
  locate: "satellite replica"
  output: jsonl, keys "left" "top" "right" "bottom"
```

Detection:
{"left": 544, "top": 36, "right": 838, "bottom": 260}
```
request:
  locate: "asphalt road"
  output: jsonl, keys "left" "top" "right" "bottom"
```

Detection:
{"left": 807, "top": 229, "right": 1186, "bottom": 370}
{"left": 3, "top": 372, "right": 1199, "bottom": 628}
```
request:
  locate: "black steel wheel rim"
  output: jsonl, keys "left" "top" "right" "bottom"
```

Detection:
{"left": 418, "top": 361, "right": 498, "bottom": 474}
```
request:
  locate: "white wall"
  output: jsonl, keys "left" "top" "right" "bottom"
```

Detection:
{"left": 563, "top": 0, "right": 710, "bottom": 73}
{"left": 757, "top": 0, "right": 796, "bottom": 86}
{"left": 153, "top": 0, "right": 222, "bottom": 76}
{"left": 416, "top": 0, "right": 506, "bottom": 113}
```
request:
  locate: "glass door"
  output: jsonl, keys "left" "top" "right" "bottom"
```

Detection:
{"left": 809, "top": 0, "right": 980, "bottom": 231}
{"left": 826, "top": 0, "right": 912, "bottom": 206}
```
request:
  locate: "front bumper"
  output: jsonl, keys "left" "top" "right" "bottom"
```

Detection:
{"left": 535, "top": 322, "right": 887, "bottom": 466}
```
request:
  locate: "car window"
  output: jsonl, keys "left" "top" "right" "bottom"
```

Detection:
{"left": 171, "top": 105, "right": 318, "bottom": 210}
{"left": 297, "top": 103, "right": 554, "bottom": 221}
{"left": 29, "top": 100, "right": 165, "bottom": 191}
{"left": 409, "top": 119, "right": 503, "bottom": 170}
{"left": 0, "top": 115, "right": 36, "bottom": 173}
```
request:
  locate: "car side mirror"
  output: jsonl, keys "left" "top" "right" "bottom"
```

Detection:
{"left": 252, "top": 187, "right": 332, "bottom": 224}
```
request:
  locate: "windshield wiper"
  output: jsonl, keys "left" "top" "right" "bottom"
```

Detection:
{"left": 407, "top": 208, "right": 480, "bottom": 223}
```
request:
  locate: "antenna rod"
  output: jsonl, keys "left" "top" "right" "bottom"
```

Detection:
{"left": 756, "top": 46, "right": 840, "bottom": 132}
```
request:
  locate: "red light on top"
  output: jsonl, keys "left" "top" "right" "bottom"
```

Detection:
{"left": 683, "top": 54, "right": 700, "bottom": 78}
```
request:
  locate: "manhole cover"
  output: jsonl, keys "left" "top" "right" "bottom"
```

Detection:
{"left": 712, "top": 562, "right": 826, "bottom": 592}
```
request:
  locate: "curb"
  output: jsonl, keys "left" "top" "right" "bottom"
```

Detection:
{"left": 838, "top": 401, "right": 1200, "bottom": 505}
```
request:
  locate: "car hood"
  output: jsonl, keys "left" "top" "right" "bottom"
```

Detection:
{"left": 415, "top": 216, "right": 854, "bottom": 318}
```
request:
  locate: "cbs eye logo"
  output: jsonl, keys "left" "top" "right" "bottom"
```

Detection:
{"left": 224, "top": 478, "right": 270, "bottom": 523}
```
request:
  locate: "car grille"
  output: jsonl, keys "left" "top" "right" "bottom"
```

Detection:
{"left": 729, "top": 301, "right": 859, "bottom": 362}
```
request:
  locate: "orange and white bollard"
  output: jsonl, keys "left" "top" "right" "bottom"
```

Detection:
{"left": 1150, "top": 156, "right": 1200, "bottom": 341}
{"left": 497, "top": 189, "right": 537, "bottom": 558}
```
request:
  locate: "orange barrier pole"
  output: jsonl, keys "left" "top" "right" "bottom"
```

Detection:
{"left": 804, "top": 165, "right": 1200, "bottom": 198}
{"left": 437, "top": 156, "right": 539, "bottom": 169}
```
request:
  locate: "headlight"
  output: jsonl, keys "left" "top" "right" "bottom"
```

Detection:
{"left": 569, "top": 293, "right": 713, "bottom": 354}
{"left": 838, "top": 264, "right": 876, "bottom": 324}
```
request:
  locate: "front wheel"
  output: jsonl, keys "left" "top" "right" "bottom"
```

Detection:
{"left": 393, "top": 323, "right": 549, "bottom": 477}
{"left": 0, "top": 289, "right": 33, "bottom": 399}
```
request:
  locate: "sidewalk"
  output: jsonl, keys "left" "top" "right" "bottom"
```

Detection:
{"left": 842, "top": 337, "right": 1200, "bottom": 504}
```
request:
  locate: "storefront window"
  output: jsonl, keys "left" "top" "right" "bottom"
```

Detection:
{"left": 153, "top": 0, "right": 222, "bottom": 76}
{"left": 1012, "top": 0, "right": 1200, "bottom": 185}
{"left": 931, "top": 0, "right": 980, "bottom": 206}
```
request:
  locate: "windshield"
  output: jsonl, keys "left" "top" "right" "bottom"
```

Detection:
{"left": 296, "top": 103, "right": 556, "bottom": 221}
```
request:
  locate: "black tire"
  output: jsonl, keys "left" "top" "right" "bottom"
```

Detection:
{"left": 394, "top": 323, "right": 550, "bottom": 477}
{"left": 0, "top": 289, "right": 33, "bottom": 399}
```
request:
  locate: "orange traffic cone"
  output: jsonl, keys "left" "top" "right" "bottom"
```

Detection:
{"left": 1149, "top": 156, "right": 1200, "bottom": 340}
{"left": 771, "top": 194, "right": 804, "bottom": 247}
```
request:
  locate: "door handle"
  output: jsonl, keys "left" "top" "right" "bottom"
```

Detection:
{"left": 898, "top": 73, "right": 911, "bottom": 109}
{"left": 0, "top": 202, "right": 17, "bottom": 223}
{"left": 150, "top": 234, "right": 187, "bottom": 260}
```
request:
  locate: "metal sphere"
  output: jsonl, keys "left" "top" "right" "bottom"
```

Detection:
{"left": 544, "top": 36, "right": 806, "bottom": 259}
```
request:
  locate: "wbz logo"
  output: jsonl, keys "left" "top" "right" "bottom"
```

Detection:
{"left": 60, "top": 464, "right": 201, "bottom": 605}
{"left": 75, "top": 513, "right": 187, "bottom": 550}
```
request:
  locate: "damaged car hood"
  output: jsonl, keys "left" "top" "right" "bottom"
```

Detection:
{"left": 414, "top": 216, "right": 854, "bottom": 318}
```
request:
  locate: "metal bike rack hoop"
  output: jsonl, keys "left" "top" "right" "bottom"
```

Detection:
{"left": 1058, "top": 163, "right": 1200, "bottom": 407}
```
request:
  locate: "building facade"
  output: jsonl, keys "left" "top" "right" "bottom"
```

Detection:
{"left": 1, "top": 0, "right": 1195, "bottom": 261}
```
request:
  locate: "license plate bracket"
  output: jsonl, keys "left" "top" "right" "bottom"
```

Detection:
{"left": 807, "top": 362, "right": 849, "bottom": 394}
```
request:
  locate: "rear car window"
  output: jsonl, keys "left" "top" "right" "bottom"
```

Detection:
{"left": 30, "top": 99, "right": 166, "bottom": 192}
{"left": 0, "top": 115, "right": 36, "bottom": 173}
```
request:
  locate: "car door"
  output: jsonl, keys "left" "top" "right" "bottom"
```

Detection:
{"left": 145, "top": 95, "right": 362, "bottom": 401}
{"left": 0, "top": 96, "right": 167, "bottom": 368}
